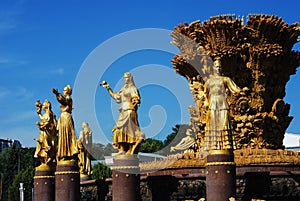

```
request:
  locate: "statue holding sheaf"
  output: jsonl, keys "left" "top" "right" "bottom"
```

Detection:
{"left": 34, "top": 99, "right": 57, "bottom": 165}
{"left": 101, "top": 72, "right": 145, "bottom": 155}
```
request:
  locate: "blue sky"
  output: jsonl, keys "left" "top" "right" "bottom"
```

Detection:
{"left": 0, "top": 0, "right": 299, "bottom": 147}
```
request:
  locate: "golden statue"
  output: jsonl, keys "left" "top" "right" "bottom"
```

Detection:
{"left": 34, "top": 100, "right": 57, "bottom": 165}
{"left": 77, "top": 122, "right": 92, "bottom": 176}
{"left": 203, "top": 58, "right": 246, "bottom": 150}
{"left": 171, "top": 15, "right": 299, "bottom": 150}
{"left": 52, "top": 85, "right": 78, "bottom": 161}
{"left": 101, "top": 72, "right": 145, "bottom": 155}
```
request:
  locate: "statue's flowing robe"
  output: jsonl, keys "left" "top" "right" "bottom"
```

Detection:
{"left": 56, "top": 94, "right": 78, "bottom": 159}
{"left": 204, "top": 75, "right": 241, "bottom": 150}
{"left": 112, "top": 84, "right": 144, "bottom": 146}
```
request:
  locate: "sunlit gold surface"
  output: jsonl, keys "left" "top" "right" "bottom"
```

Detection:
{"left": 209, "top": 149, "right": 232, "bottom": 155}
{"left": 171, "top": 14, "right": 299, "bottom": 150}
{"left": 34, "top": 99, "right": 57, "bottom": 165}
{"left": 52, "top": 85, "right": 78, "bottom": 161}
{"left": 35, "top": 163, "right": 53, "bottom": 171}
{"left": 77, "top": 122, "right": 92, "bottom": 176}
{"left": 58, "top": 159, "right": 77, "bottom": 166}
{"left": 203, "top": 58, "right": 246, "bottom": 151}
{"left": 101, "top": 72, "right": 145, "bottom": 155}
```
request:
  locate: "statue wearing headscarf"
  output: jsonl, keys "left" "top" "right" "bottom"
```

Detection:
{"left": 101, "top": 72, "right": 145, "bottom": 155}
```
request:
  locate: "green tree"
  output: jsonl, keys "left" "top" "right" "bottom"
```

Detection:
{"left": 0, "top": 146, "right": 35, "bottom": 201}
{"left": 163, "top": 124, "right": 181, "bottom": 147}
{"left": 8, "top": 167, "right": 34, "bottom": 201}
{"left": 91, "top": 163, "right": 112, "bottom": 180}
{"left": 140, "top": 138, "right": 163, "bottom": 153}
{"left": 155, "top": 124, "right": 190, "bottom": 155}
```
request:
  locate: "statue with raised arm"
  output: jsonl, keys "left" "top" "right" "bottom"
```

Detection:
{"left": 77, "top": 122, "right": 92, "bottom": 176}
{"left": 101, "top": 72, "right": 145, "bottom": 155}
{"left": 34, "top": 99, "right": 57, "bottom": 165}
{"left": 203, "top": 57, "right": 246, "bottom": 150}
{"left": 52, "top": 85, "right": 78, "bottom": 161}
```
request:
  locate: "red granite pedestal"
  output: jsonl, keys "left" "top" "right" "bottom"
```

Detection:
{"left": 206, "top": 150, "right": 236, "bottom": 201}
{"left": 34, "top": 164, "right": 55, "bottom": 201}
{"left": 55, "top": 160, "right": 80, "bottom": 201}
{"left": 112, "top": 154, "right": 141, "bottom": 201}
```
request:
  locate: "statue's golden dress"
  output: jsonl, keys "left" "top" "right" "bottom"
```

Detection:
{"left": 204, "top": 75, "right": 241, "bottom": 150}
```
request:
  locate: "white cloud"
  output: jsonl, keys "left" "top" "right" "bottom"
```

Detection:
{"left": 0, "top": 87, "right": 11, "bottom": 98}
{"left": 0, "top": 57, "right": 9, "bottom": 64}
{"left": 2, "top": 110, "right": 35, "bottom": 125}
{"left": 15, "top": 86, "right": 34, "bottom": 101}
{"left": 0, "top": 16, "right": 16, "bottom": 33}
{"left": 50, "top": 67, "right": 65, "bottom": 75}
{"left": 0, "top": 10, "right": 18, "bottom": 34}
{"left": 0, "top": 0, "right": 27, "bottom": 34}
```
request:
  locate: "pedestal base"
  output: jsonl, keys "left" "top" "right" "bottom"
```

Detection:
{"left": 34, "top": 164, "right": 55, "bottom": 201}
{"left": 206, "top": 150, "right": 236, "bottom": 201}
{"left": 112, "top": 155, "right": 141, "bottom": 201}
{"left": 80, "top": 173, "right": 90, "bottom": 182}
{"left": 55, "top": 160, "right": 80, "bottom": 201}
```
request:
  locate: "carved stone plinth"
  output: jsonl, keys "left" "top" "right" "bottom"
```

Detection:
{"left": 34, "top": 164, "right": 55, "bottom": 201}
{"left": 55, "top": 160, "right": 80, "bottom": 201}
{"left": 112, "top": 155, "right": 141, "bottom": 201}
{"left": 206, "top": 150, "right": 236, "bottom": 201}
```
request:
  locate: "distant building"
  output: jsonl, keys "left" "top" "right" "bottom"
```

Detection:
{"left": 0, "top": 139, "right": 22, "bottom": 153}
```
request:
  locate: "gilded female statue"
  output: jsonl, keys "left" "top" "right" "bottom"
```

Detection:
{"left": 203, "top": 58, "right": 246, "bottom": 150}
{"left": 52, "top": 85, "right": 78, "bottom": 161}
{"left": 101, "top": 72, "right": 145, "bottom": 155}
{"left": 34, "top": 99, "right": 57, "bottom": 164}
{"left": 77, "top": 122, "right": 92, "bottom": 175}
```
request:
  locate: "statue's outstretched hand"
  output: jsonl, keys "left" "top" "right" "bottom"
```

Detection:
{"left": 52, "top": 88, "right": 59, "bottom": 95}
{"left": 100, "top": 81, "right": 110, "bottom": 89}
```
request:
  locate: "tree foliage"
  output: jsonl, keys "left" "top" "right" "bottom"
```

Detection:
{"left": 140, "top": 138, "right": 163, "bottom": 153}
{"left": 0, "top": 146, "right": 35, "bottom": 201}
{"left": 163, "top": 124, "right": 189, "bottom": 147}
{"left": 163, "top": 124, "right": 181, "bottom": 147}
{"left": 91, "top": 163, "right": 112, "bottom": 180}
{"left": 139, "top": 124, "right": 190, "bottom": 154}
{"left": 8, "top": 167, "right": 34, "bottom": 201}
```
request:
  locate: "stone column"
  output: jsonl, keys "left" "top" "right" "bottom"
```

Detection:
{"left": 55, "top": 160, "right": 80, "bottom": 201}
{"left": 34, "top": 165, "right": 55, "bottom": 201}
{"left": 206, "top": 150, "right": 236, "bottom": 201}
{"left": 112, "top": 155, "right": 141, "bottom": 201}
